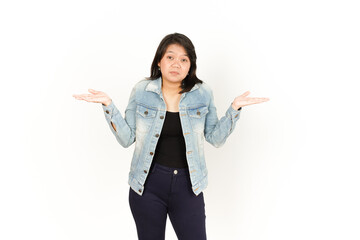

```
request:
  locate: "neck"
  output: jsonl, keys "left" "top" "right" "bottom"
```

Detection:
{"left": 162, "top": 79, "right": 182, "bottom": 95}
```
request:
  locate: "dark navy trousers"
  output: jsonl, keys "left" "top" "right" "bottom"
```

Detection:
{"left": 129, "top": 163, "right": 207, "bottom": 240}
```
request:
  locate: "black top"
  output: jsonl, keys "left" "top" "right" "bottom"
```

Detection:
{"left": 152, "top": 111, "right": 188, "bottom": 168}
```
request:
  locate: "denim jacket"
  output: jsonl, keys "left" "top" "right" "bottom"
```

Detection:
{"left": 102, "top": 77, "right": 242, "bottom": 196}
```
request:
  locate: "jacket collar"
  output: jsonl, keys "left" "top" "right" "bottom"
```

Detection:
{"left": 145, "top": 77, "right": 199, "bottom": 94}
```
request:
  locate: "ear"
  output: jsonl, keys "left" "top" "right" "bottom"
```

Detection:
{"left": 157, "top": 62, "right": 160, "bottom": 67}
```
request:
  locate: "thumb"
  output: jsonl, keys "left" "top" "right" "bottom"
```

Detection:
{"left": 88, "top": 89, "right": 98, "bottom": 93}
{"left": 241, "top": 91, "right": 251, "bottom": 97}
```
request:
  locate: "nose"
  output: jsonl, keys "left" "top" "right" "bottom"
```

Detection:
{"left": 172, "top": 59, "right": 181, "bottom": 68}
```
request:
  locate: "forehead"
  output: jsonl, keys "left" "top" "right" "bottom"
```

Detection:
{"left": 165, "top": 44, "right": 188, "bottom": 56}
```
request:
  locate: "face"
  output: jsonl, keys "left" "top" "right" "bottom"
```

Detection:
{"left": 158, "top": 44, "right": 191, "bottom": 86}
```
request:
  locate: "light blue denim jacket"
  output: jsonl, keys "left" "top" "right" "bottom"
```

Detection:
{"left": 102, "top": 77, "right": 242, "bottom": 196}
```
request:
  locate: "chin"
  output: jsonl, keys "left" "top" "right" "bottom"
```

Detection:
{"left": 164, "top": 76, "right": 185, "bottom": 84}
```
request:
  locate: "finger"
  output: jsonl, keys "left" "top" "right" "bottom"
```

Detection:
{"left": 241, "top": 91, "right": 251, "bottom": 97}
{"left": 73, "top": 94, "right": 88, "bottom": 97}
{"left": 252, "top": 97, "right": 269, "bottom": 101}
{"left": 73, "top": 95, "right": 86, "bottom": 100}
{"left": 80, "top": 97, "right": 100, "bottom": 103}
{"left": 81, "top": 95, "right": 100, "bottom": 101}
{"left": 80, "top": 94, "right": 94, "bottom": 98}
{"left": 250, "top": 98, "right": 270, "bottom": 103}
{"left": 88, "top": 89, "right": 100, "bottom": 94}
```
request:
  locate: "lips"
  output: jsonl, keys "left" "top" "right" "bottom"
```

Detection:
{"left": 170, "top": 71, "right": 179, "bottom": 75}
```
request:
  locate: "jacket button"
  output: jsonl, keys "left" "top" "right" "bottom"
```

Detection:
{"left": 144, "top": 111, "right": 148, "bottom": 115}
{"left": 105, "top": 110, "right": 110, "bottom": 114}
{"left": 150, "top": 152, "right": 154, "bottom": 155}
{"left": 144, "top": 170, "right": 148, "bottom": 174}
{"left": 155, "top": 134, "right": 159, "bottom": 138}
{"left": 173, "top": 170, "right": 178, "bottom": 175}
{"left": 160, "top": 115, "right": 164, "bottom": 119}
{"left": 139, "top": 189, "right": 142, "bottom": 193}
{"left": 197, "top": 111, "right": 200, "bottom": 115}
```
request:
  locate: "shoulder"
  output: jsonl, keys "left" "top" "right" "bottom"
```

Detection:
{"left": 133, "top": 79, "right": 152, "bottom": 90}
{"left": 128, "top": 79, "right": 153, "bottom": 94}
{"left": 186, "top": 82, "right": 214, "bottom": 105}
{"left": 196, "top": 82, "right": 213, "bottom": 96}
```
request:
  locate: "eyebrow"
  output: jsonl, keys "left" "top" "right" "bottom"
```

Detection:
{"left": 166, "top": 51, "right": 189, "bottom": 57}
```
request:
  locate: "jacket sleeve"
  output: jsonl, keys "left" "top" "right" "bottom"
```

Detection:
{"left": 204, "top": 88, "right": 242, "bottom": 148}
{"left": 101, "top": 86, "right": 136, "bottom": 148}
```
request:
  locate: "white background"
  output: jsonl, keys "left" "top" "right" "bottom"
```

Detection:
{"left": 1, "top": 0, "right": 359, "bottom": 239}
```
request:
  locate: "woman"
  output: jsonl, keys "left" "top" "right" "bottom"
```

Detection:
{"left": 73, "top": 33, "right": 269, "bottom": 240}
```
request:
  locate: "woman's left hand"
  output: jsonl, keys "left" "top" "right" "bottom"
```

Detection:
{"left": 231, "top": 91, "right": 270, "bottom": 110}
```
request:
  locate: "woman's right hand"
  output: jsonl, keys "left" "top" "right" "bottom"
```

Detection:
{"left": 72, "top": 89, "right": 112, "bottom": 106}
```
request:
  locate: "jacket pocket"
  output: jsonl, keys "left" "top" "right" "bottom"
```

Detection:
{"left": 136, "top": 104, "right": 157, "bottom": 134}
{"left": 188, "top": 105, "right": 209, "bottom": 118}
{"left": 187, "top": 105, "right": 209, "bottom": 133}
{"left": 136, "top": 105, "right": 157, "bottom": 118}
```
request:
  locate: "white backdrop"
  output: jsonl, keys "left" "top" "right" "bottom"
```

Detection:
{"left": 1, "top": 0, "right": 359, "bottom": 239}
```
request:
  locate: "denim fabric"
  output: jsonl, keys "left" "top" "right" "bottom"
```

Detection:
{"left": 102, "top": 77, "right": 242, "bottom": 196}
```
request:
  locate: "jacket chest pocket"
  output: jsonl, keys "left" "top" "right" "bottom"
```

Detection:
{"left": 136, "top": 105, "right": 157, "bottom": 134}
{"left": 187, "top": 106, "right": 209, "bottom": 133}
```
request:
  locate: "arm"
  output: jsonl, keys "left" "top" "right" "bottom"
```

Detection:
{"left": 204, "top": 88, "right": 270, "bottom": 147}
{"left": 102, "top": 86, "right": 137, "bottom": 148}
{"left": 204, "top": 89, "right": 242, "bottom": 148}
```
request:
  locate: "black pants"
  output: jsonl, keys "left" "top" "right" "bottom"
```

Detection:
{"left": 129, "top": 163, "right": 207, "bottom": 240}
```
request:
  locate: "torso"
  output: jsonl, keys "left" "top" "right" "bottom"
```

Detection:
{"left": 152, "top": 111, "right": 188, "bottom": 168}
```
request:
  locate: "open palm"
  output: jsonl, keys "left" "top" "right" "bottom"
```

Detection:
{"left": 72, "top": 89, "right": 112, "bottom": 106}
{"left": 232, "top": 91, "right": 269, "bottom": 109}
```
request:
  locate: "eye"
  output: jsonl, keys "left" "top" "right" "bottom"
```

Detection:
{"left": 167, "top": 56, "right": 173, "bottom": 60}
{"left": 181, "top": 58, "right": 189, "bottom": 62}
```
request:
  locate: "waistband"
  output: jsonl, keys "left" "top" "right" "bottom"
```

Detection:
{"left": 150, "top": 162, "right": 189, "bottom": 176}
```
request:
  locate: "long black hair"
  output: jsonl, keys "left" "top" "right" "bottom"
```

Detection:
{"left": 148, "top": 33, "right": 203, "bottom": 93}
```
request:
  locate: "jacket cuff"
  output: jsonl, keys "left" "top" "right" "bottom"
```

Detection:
{"left": 102, "top": 101, "right": 117, "bottom": 117}
{"left": 225, "top": 103, "right": 242, "bottom": 120}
